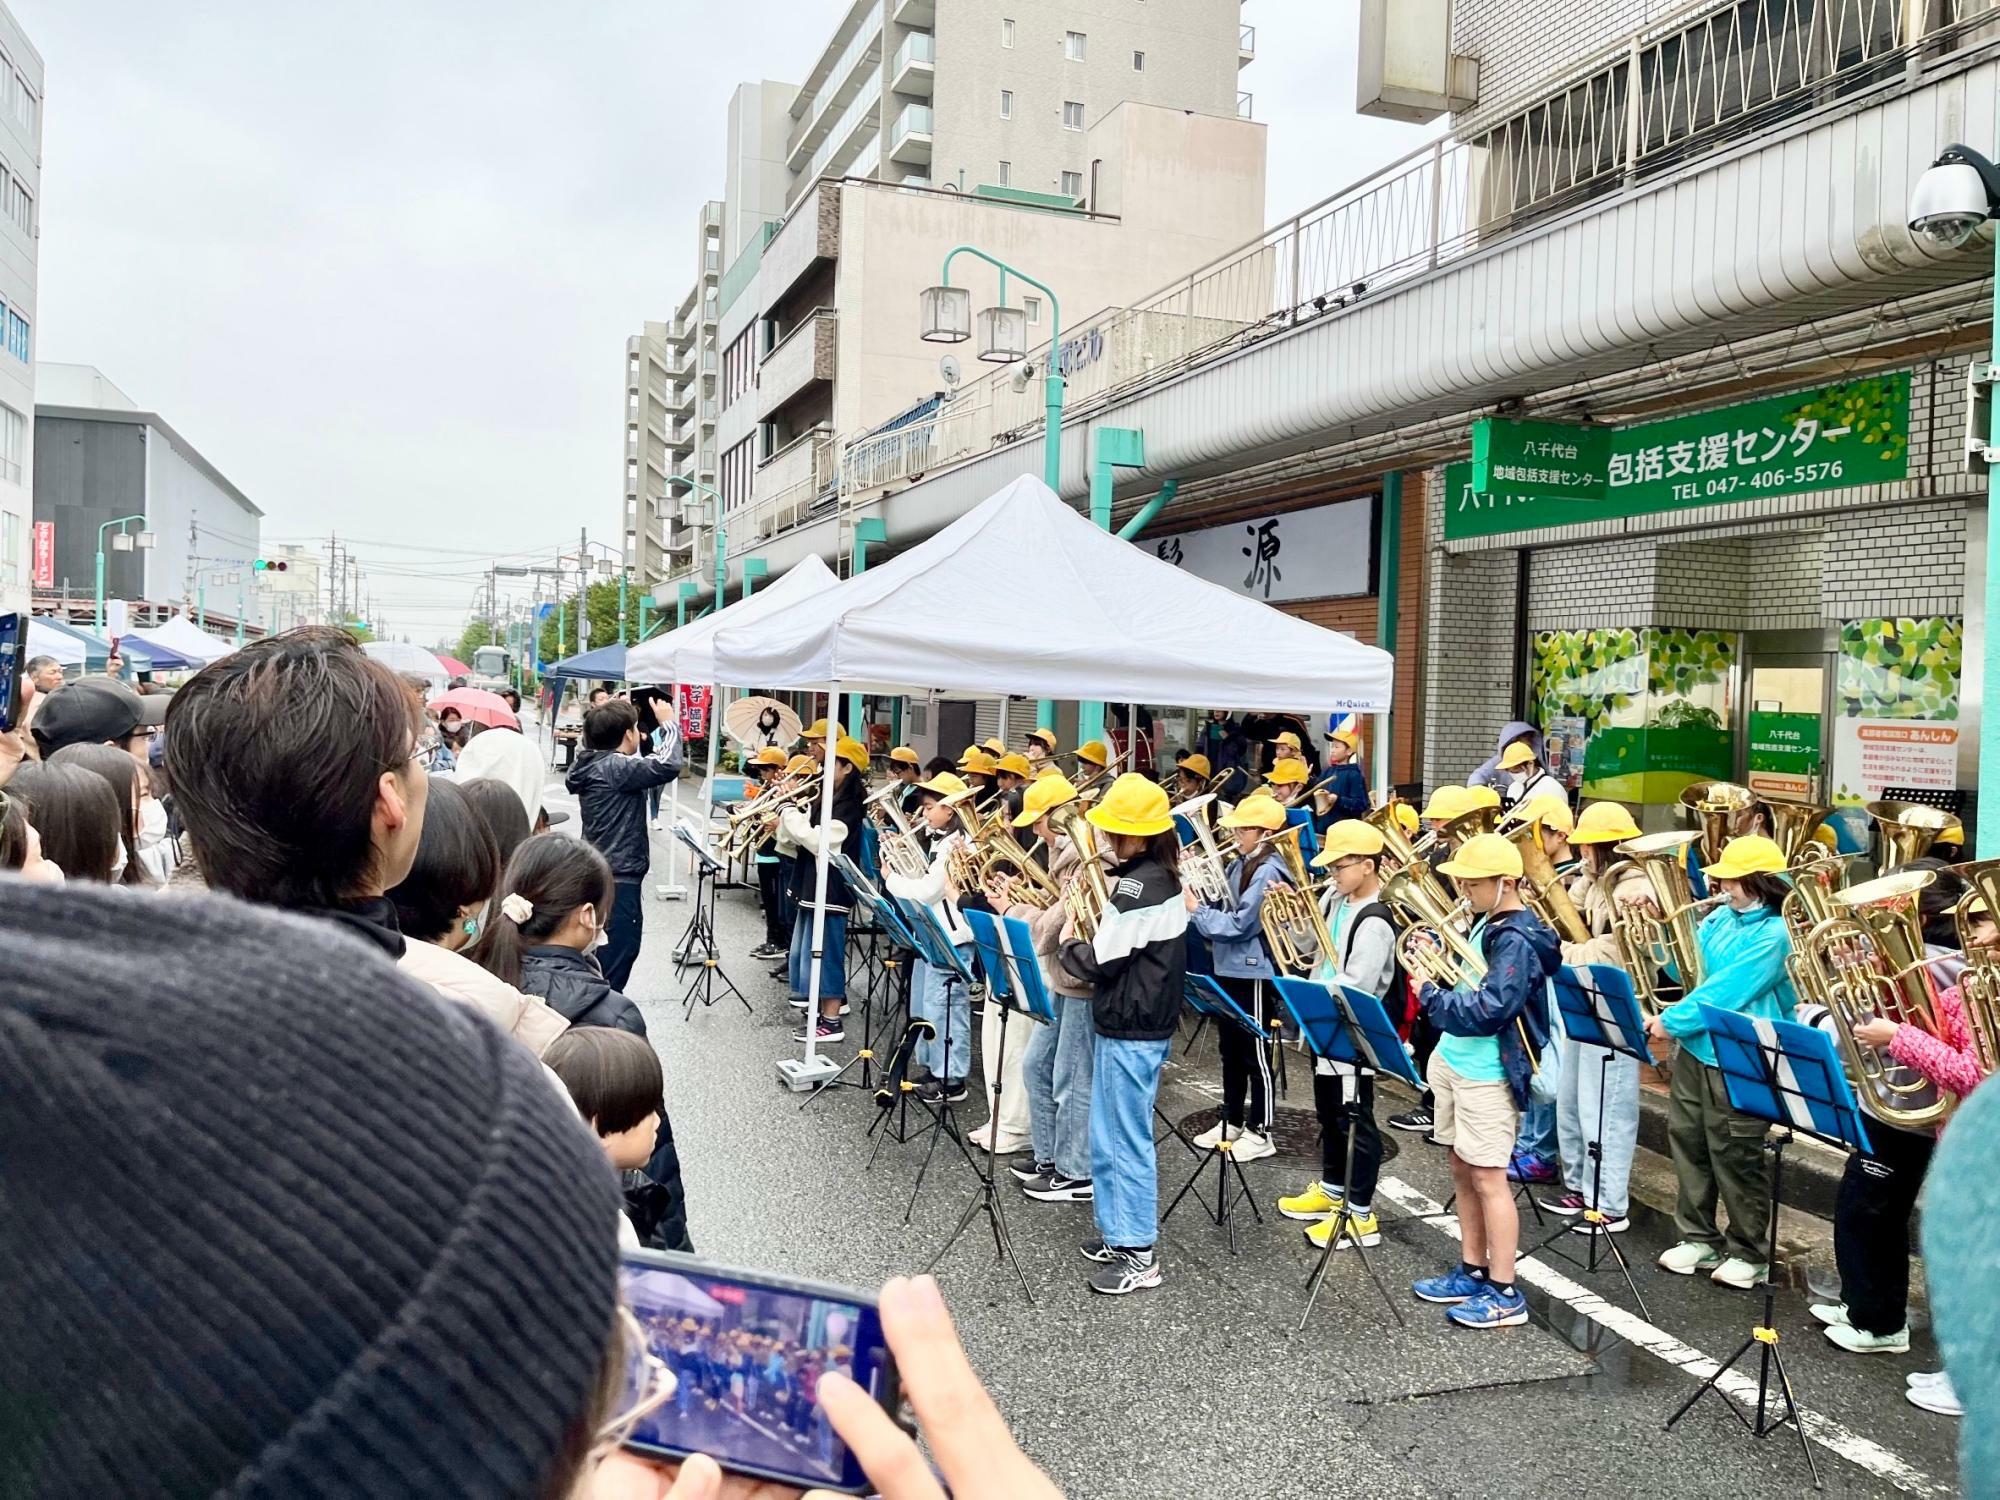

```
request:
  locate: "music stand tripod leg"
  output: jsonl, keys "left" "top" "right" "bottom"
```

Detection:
{"left": 1298, "top": 1072, "right": 1404, "bottom": 1331}
{"left": 922, "top": 997, "right": 1035, "bottom": 1305}
{"left": 1522, "top": 1050, "right": 1650, "bottom": 1320}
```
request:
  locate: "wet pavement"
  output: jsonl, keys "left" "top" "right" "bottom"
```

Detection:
{"left": 548, "top": 782, "right": 1966, "bottom": 1499}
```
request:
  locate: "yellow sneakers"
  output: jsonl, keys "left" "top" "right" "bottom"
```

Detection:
{"left": 1277, "top": 1182, "right": 1341, "bottom": 1221}
{"left": 1305, "top": 1210, "right": 1381, "bottom": 1250}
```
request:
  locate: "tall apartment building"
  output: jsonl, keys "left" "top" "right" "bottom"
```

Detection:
{"left": 0, "top": 4, "right": 38, "bottom": 614}
{"left": 621, "top": 321, "right": 673, "bottom": 585}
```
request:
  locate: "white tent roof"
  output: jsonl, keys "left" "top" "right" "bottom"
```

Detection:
{"left": 362, "top": 640, "right": 448, "bottom": 681}
{"left": 125, "top": 614, "right": 235, "bottom": 664}
{"left": 625, "top": 553, "right": 839, "bottom": 685}
{"left": 712, "top": 477, "right": 1394, "bottom": 713}
{"left": 27, "top": 617, "right": 88, "bottom": 668}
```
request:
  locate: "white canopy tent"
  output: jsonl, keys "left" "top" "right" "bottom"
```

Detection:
{"left": 624, "top": 554, "right": 840, "bottom": 894}
{"left": 125, "top": 614, "right": 236, "bottom": 666}
{"left": 26, "top": 617, "right": 88, "bottom": 669}
{"left": 711, "top": 476, "right": 1395, "bottom": 1087}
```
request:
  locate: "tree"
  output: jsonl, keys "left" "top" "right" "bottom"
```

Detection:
{"left": 535, "top": 579, "right": 639, "bottom": 668}
{"left": 456, "top": 617, "right": 496, "bottom": 664}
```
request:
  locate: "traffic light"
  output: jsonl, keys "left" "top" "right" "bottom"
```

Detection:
{"left": 253, "top": 558, "right": 288, "bottom": 572}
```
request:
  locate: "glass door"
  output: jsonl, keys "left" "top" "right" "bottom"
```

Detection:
{"left": 1739, "top": 635, "right": 1831, "bottom": 803}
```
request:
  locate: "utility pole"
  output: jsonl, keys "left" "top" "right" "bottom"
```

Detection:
{"left": 578, "top": 526, "right": 591, "bottom": 652}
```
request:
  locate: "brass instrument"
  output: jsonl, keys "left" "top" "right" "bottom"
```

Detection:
{"left": 1765, "top": 798, "right": 1833, "bottom": 866}
{"left": 1805, "top": 868, "right": 1955, "bottom": 1128}
{"left": 1781, "top": 855, "right": 1844, "bottom": 1010}
{"left": 1260, "top": 827, "right": 1339, "bottom": 976}
{"left": 1866, "top": 800, "right": 1952, "bottom": 872}
{"left": 1503, "top": 813, "right": 1589, "bottom": 944}
{"left": 1679, "top": 781, "right": 1757, "bottom": 864}
{"left": 1365, "top": 800, "right": 1437, "bottom": 872}
{"left": 1611, "top": 831, "right": 1712, "bottom": 1017}
{"left": 1948, "top": 859, "right": 2000, "bottom": 1077}
{"left": 1048, "top": 802, "right": 1112, "bottom": 939}
{"left": 973, "top": 823, "right": 1062, "bottom": 909}
{"left": 1437, "top": 800, "right": 1500, "bottom": 849}
{"left": 719, "top": 773, "right": 821, "bottom": 859}
{"left": 1173, "top": 793, "right": 1232, "bottom": 907}
{"left": 1380, "top": 865, "right": 1485, "bottom": 991}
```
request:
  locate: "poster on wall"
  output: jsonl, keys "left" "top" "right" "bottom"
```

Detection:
{"left": 1146, "top": 496, "right": 1374, "bottom": 605}
{"left": 1746, "top": 711, "right": 1822, "bottom": 802}
{"left": 1543, "top": 716, "right": 1588, "bottom": 790}
{"left": 1828, "top": 616, "right": 1961, "bottom": 809}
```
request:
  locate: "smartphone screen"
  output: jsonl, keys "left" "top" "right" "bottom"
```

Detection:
{"left": 619, "top": 1251, "right": 895, "bottom": 1495}
{"left": 0, "top": 612, "right": 23, "bottom": 733}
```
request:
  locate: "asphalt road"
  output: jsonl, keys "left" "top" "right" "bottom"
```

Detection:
{"left": 546, "top": 780, "right": 1967, "bottom": 1500}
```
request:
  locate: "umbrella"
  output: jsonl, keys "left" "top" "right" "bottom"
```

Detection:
{"left": 362, "top": 641, "right": 449, "bottom": 681}
{"left": 427, "top": 686, "right": 520, "bottom": 730}
{"left": 436, "top": 654, "right": 471, "bottom": 678}
{"left": 724, "top": 694, "right": 801, "bottom": 751}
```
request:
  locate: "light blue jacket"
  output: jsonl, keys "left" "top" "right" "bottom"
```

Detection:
{"left": 1189, "top": 852, "right": 1289, "bottom": 979}
{"left": 1659, "top": 903, "right": 1797, "bottom": 1067}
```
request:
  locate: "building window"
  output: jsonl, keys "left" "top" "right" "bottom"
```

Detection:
{"left": 10, "top": 75, "right": 31, "bottom": 134}
{"left": 6, "top": 178, "right": 29, "bottom": 235}
{"left": 1065, "top": 31, "right": 1086, "bottom": 61}
{"left": 0, "top": 404, "right": 19, "bottom": 484}
{"left": 997, "top": 160, "right": 1011, "bottom": 186}
{"left": 721, "top": 437, "right": 755, "bottom": 514}
{"left": 1060, "top": 170, "right": 1083, "bottom": 198}
{"left": 1023, "top": 295, "right": 1041, "bottom": 325}
{"left": 1001, "top": 17, "right": 1014, "bottom": 47}
{"left": 999, "top": 89, "right": 1012, "bottom": 119}
{"left": 1133, "top": 50, "right": 1145, "bottom": 71}
{"left": 1062, "top": 100, "right": 1084, "bottom": 131}
{"left": 5, "top": 310, "right": 26, "bottom": 363}
{"left": 0, "top": 509, "right": 16, "bottom": 586}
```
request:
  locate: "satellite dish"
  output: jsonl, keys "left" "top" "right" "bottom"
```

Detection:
{"left": 939, "top": 353, "right": 962, "bottom": 388}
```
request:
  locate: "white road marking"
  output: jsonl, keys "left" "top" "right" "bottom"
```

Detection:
{"left": 1375, "top": 1175, "right": 1945, "bottom": 1498}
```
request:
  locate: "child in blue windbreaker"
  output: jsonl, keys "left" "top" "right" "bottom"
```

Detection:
{"left": 1645, "top": 834, "right": 1798, "bottom": 1291}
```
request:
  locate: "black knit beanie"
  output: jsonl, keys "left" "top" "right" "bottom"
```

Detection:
{"left": 0, "top": 881, "right": 624, "bottom": 1499}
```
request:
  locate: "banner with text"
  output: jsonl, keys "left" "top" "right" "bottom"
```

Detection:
{"left": 31, "top": 520, "right": 53, "bottom": 587}
{"left": 1449, "top": 372, "right": 1910, "bottom": 540}
{"left": 1145, "top": 495, "right": 1375, "bottom": 605}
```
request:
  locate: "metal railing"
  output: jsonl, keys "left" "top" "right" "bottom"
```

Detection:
{"left": 1239, "top": 23, "right": 1256, "bottom": 56}
{"left": 801, "top": 75, "right": 883, "bottom": 193}
{"left": 830, "top": 0, "right": 2000, "bottom": 504}
{"left": 1236, "top": 90, "right": 1253, "bottom": 118}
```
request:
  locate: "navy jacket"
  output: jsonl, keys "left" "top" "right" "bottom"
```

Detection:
{"left": 518, "top": 946, "right": 646, "bottom": 1033}
{"left": 1060, "top": 854, "right": 1189, "bottom": 1041}
{"left": 1420, "top": 909, "right": 1560, "bottom": 1109}
{"left": 1314, "top": 762, "right": 1370, "bottom": 830}
{"left": 566, "top": 732, "right": 681, "bottom": 880}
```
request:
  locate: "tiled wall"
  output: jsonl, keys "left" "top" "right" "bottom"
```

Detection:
{"left": 1421, "top": 467, "right": 1520, "bottom": 785}
{"left": 1450, "top": 0, "right": 1659, "bottom": 136}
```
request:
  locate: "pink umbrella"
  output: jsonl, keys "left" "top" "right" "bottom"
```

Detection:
{"left": 436, "top": 654, "right": 472, "bottom": 678}
{"left": 428, "top": 686, "right": 520, "bottom": 730}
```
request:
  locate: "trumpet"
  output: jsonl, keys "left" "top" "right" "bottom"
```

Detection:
{"left": 1049, "top": 802, "right": 1112, "bottom": 940}
{"left": 1679, "top": 781, "right": 1757, "bottom": 864}
{"left": 719, "top": 773, "right": 821, "bottom": 859}
{"left": 1610, "top": 831, "right": 1713, "bottom": 1017}
{"left": 1948, "top": 859, "right": 2000, "bottom": 1078}
{"left": 1804, "top": 868, "right": 1955, "bottom": 1128}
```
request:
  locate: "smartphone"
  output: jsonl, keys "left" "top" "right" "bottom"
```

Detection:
{"left": 619, "top": 1250, "right": 899, "bottom": 1494}
{"left": 0, "top": 612, "right": 23, "bottom": 733}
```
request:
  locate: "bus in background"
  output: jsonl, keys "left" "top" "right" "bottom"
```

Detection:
{"left": 470, "top": 644, "right": 512, "bottom": 694}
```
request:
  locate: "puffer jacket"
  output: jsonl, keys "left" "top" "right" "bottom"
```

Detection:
{"left": 1422, "top": 909, "right": 1561, "bottom": 1110}
{"left": 1188, "top": 849, "right": 1289, "bottom": 980}
{"left": 518, "top": 946, "right": 646, "bottom": 1034}
{"left": 1061, "top": 853, "right": 1188, "bottom": 1041}
{"left": 396, "top": 937, "right": 570, "bottom": 1056}
{"left": 1009, "top": 834, "right": 1088, "bottom": 997}
{"left": 783, "top": 768, "right": 867, "bottom": 908}
{"left": 1469, "top": 720, "right": 1543, "bottom": 794}
{"left": 566, "top": 732, "right": 682, "bottom": 880}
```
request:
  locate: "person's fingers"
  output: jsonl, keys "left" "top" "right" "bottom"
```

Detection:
{"left": 587, "top": 1450, "right": 675, "bottom": 1500}
{"left": 663, "top": 1455, "right": 722, "bottom": 1500}
{"left": 875, "top": 1276, "right": 1016, "bottom": 1481}
{"left": 816, "top": 1369, "right": 945, "bottom": 1500}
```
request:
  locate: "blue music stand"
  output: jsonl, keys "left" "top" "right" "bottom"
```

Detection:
{"left": 1522, "top": 965, "right": 1653, "bottom": 1316}
{"left": 1663, "top": 1007, "right": 1873, "bottom": 1489}
{"left": 1275, "top": 977, "right": 1416, "bottom": 1329}
{"left": 1164, "top": 976, "right": 1268, "bottom": 1252}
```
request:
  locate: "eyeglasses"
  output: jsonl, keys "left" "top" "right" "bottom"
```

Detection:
{"left": 592, "top": 1305, "right": 675, "bottom": 1458}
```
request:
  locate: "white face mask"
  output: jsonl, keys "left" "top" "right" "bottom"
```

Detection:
{"left": 583, "top": 905, "right": 609, "bottom": 952}
{"left": 109, "top": 839, "right": 128, "bottom": 882}
{"left": 137, "top": 796, "right": 168, "bottom": 850}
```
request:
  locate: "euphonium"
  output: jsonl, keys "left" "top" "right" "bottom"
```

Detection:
{"left": 1948, "top": 860, "right": 2000, "bottom": 1078}
{"left": 1679, "top": 781, "right": 1756, "bottom": 864}
{"left": 1048, "top": 802, "right": 1112, "bottom": 940}
{"left": 1806, "top": 868, "right": 1955, "bottom": 1128}
{"left": 1780, "top": 856, "right": 1843, "bottom": 1011}
{"left": 1260, "top": 827, "right": 1338, "bottom": 976}
{"left": 1611, "top": 830, "right": 1711, "bottom": 1017}
{"left": 1380, "top": 864, "right": 1486, "bottom": 991}
{"left": 1866, "top": 800, "right": 1953, "bottom": 872}
{"left": 1365, "top": 800, "right": 1437, "bottom": 871}
{"left": 1438, "top": 801, "right": 1500, "bottom": 848}
{"left": 1174, "top": 793, "right": 1232, "bottom": 907}
{"left": 975, "top": 824, "right": 1062, "bottom": 909}
{"left": 1765, "top": 798, "right": 1833, "bottom": 865}
{"left": 1503, "top": 815, "right": 1589, "bottom": 944}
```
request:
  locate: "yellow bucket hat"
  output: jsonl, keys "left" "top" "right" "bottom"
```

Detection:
{"left": 1266, "top": 758, "right": 1308, "bottom": 787}
{"left": 1461, "top": 785, "right": 1503, "bottom": 811}
{"left": 835, "top": 736, "right": 870, "bottom": 772}
{"left": 1436, "top": 832, "right": 1525, "bottom": 881}
{"left": 982, "top": 737, "right": 1007, "bottom": 757}
{"left": 1013, "top": 772, "right": 1080, "bottom": 826}
{"left": 783, "top": 753, "right": 817, "bottom": 776}
{"left": 888, "top": 746, "right": 920, "bottom": 767}
{"left": 1220, "top": 794, "right": 1288, "bottom": 832}
{"left": 801, "top": 718, "right": 847, "bottom": 741}
{"left": 1179, "top": 753, "right": 1212, "bottom": 780}
{"left": 1508, "top": 794, "right": 1574, "bottom": 834}
{"left": 958, "top": 748, "right": 995, "bottom": 774}
{"left": 1311, "top": 818, "right": 1386, "bottom": 867}
{"left": 1027, "top": 727, "right": 1059, "bottom": 752}
{"left": 1571, "top": 801, "right": 1641, "bottom": 845}
{"left": 1075, "top": 739, "right": 1111, "bottom": 768}
{"left": 1085, "top": 773, "right": 1175, "bottom": 838}
{"left": 1420, "top": 785, "right": 1471, "bottom": 822}
{"left": 1703, "top": 834, "right": 1787, "bottom": 879}
{"left": 1272, "top": 730, "right": 1303, "bottom": 751}
{"left": 750, "top": 746, "right": 789, "bottom": 767}
{"left": 1389, "top": 802, "right": 1420, "bottom": 835}
{"left": 993, "top": 752, "right": 1034, "bottom": 778}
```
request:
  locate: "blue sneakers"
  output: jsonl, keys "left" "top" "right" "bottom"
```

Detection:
{"left": 1412, "top": 1265, "right": 1485, "bottom": 1304}
{"left": 1446, "top": 1283, "right": 1529, "bottom": 1329}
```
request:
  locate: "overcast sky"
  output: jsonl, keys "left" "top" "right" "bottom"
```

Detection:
{"left": 22, "top": 0, "right": 1427, "bottom": 644}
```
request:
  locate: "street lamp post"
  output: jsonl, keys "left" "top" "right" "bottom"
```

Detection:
{"left": 93, "top": 514, "right": 154, "bottom": 633}
{"left": 1907, "top": 143, "right": 2000, "bottom": 852}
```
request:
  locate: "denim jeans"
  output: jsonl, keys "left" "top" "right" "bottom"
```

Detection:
{"left": 911, "top": 952, "right": 971, "bottom": 1081}
{"left": 788, "top": 903, "right": 848, "bottom": 1003}
{"left": 1555, "top": 1038, "right": 1640, "bottom": 1217}
{"left": 1024, "top": 994, "right": 1096, "bottom": 1179}
{"left": 1514, "top": 1093, "right": 1559, "bottom": 1164}
{"left": 1090, "top": 1034, "right": 1170, "bottom": 1250}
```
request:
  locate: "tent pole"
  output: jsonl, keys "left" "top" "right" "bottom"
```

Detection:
{"left": 659, "top": 677, "right": 688, "bottom": 900}
{"left": 787, "top": 687, "right": 843, "bottom": 1088}
{"left": 997, "top": 696, "right": 1009, "bottom": 749}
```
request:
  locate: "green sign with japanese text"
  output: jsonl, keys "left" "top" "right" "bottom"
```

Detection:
{"left": 1748, "top": 711, "right": 1822, "bottom": 774}
{"left": 1447, "top": 373, "right": 1910, "bottom": 541}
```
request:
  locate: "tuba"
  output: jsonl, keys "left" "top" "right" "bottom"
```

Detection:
{"left": 1866, "top": 800, "right": 1952, "bottom": 872}
{"left": 1765, "top": 798, "right": 1834, "bottom": 866}
{"left": 1438, "top": 800, "right": 1500, "bottom": 849}
{"left": 1260, "top": 827, "right": 1337, "bottom": 976}
{"left": 1948, "top": 859, "right": 2000, "bottom": 1078}
{"left": 1805, "top": 868, "right": 1956, "bottom": 1128}
{"left": 1611, "top": 831, "right": 1712, "bottom": 1017}
{"left": 1679, "top": 781, "right": 1757, "bottom": 864}
{"left": 1048, "top": 802, "right": 1113, "bottom": 940}
{"left": 1503, "top": 813, "right": 1589, "bottom": 944}
{"left": 1780, "top": 856, "right": 1844, "bottom": 1011}
{"left": 1366, "top": 800, "right": 1438, "bottom": 872}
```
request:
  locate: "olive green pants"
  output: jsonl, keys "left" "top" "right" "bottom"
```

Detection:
{"left": 1667, "top": 1055, "right": 1773, "bottom": 1263}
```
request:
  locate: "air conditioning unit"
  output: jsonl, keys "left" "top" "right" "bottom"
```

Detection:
{"left": 1357, "top": 0, "right": 1478, "bottom": 123}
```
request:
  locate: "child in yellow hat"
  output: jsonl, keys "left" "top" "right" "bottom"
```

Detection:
{"left": 883, "top": 770, "right": 980, "bottom": 1105}
{"left": 745, "top": 746, "right": 795, "bottom": 960}
{"left": 778, "top": 732, "right": 871, "bottom": 1046}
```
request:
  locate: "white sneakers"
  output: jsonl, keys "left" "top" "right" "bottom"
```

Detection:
{"left": 1231, "top": 1130, "right": 1277, "bottom": 1163}
{"left": 1908, "top": 1369, "right": 1962, "bottom": 1417}
{"left": 1192, "top": 1120, "right": 1240, "bottom": 1150}
{"left": 1657, "top": 1240, "right": 1724, "bottom": 1275}
{"left": 1708, "top": 1257, "right": 1769, "bottom": 1289}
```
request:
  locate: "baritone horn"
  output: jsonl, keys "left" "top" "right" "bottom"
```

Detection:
{"left": 1174, "top": 793, "right": 1233, "bottom": 908}
{"left": 1948, "top": 859, "right": 2000, "bottom": 1078}
{"left": 1503, "top": 813, "right": 1589, "bottom": 944}
{"left": 1048, "top": 802, "right": 1112, "bottom": 939}
{"left": 1611, "top": 830, "right": 1712, "bottom": 1016}
{"left": 1260, "top": 827, "right": 1337, "bottom": 976}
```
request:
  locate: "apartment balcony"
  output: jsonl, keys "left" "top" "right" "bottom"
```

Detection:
{"left": 699, "top": 199, "right": 722, "bottom": 234}
{"left": 1239, "top": 23, "right": 1255, "bottom": 67}
{"left": 760, "top": 183, "right": 842, "bottom": 318}
{"left": 669, "top": 380, "right": 696, "bottom": 420}
{"left": 1237, "top": 90, "right": 1253, "bottom": 119}
{"left": 787, "top": 13, "right": 885, "bottom": 170}
{"left": 889, "top": 102, "right": 933, "bottom": 166}
{"left": 669, "top": 418, "right": 695, "bottom": 456}
{"left": 892, "top": 31, "right": 935, "bottom": 98}
{"left": 892, "top": 0, "right": 934, "bottom": 26}
{"left": 756, "top": 309, "right": 837, "bottom": 423}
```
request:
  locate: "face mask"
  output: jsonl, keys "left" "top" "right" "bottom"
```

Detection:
{"left": 583, "top": 906, "right": 609, "bottom": 952}
{"left": 137, "top": 796, "right": 168, "bottom": 850}
{"left": 109, "top": 840, "right": 128, "bottom": 882}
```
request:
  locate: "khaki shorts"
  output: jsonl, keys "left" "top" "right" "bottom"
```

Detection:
{"left": 1427, "top": 1054, "right": 1520, "bottom": 1170}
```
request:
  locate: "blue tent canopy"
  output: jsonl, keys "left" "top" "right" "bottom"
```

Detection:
{"left": 544, "top": 642, "right": 628, "bottom": 682}
{"left": 31, "top": 617, "right": 157, "bottom": 672}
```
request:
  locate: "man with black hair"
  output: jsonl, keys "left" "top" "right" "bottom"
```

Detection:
{"left": 565, "top": 698, "right": 682, "bottom": 990}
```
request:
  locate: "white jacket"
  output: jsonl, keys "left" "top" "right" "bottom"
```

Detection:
{"left": 884, "top": 827, "right": 973, "bottom": 948}
{"left": 396, "top": 939, "right": 570, "bottom": 1057}
{"left": 779, "top": 806, "right": 849, "bottom": 861}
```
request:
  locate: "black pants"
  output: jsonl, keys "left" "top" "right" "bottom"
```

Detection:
{"left": 756, "top": 855, "right": 786, "bottom": 946}
{"left": 1834, "top": 1123, "right": 1934, "bottom": 1335}
{"left": 1314, "top": 1070, "right": 1381, "bottom": 1208}
{"left": 775, "top": 853, "right": 797, "bottom": 935}
{"left": 1216, "top": 975, "right": 1274, "bottom": 1132}
{"left": 1409, "top": 1010, "right": 1441, "bottom": 1111}
{"left": 601, "top": 879, "right": 644, "bottom": 993}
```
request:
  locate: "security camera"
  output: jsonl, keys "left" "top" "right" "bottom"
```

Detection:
{"left": 1010, "top": 360, "right": 1037, "bottom": 395}
{"left": 1908, "top": 144, "right": 2000, "bottom": 251}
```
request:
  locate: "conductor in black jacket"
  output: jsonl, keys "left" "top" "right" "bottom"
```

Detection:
{"left": 564, "top": 700, "right": 681, "bottom": 990}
